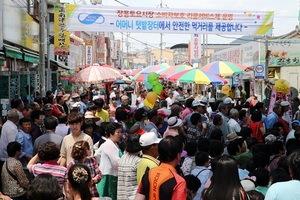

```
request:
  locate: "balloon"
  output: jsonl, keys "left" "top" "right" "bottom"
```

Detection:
{"left": 221, "top": 85, "right": 230, "bottom": 95}
{"left": 144, "top": 80, "right": 153, "bottom": 90}
{"left": 144, "top": 99, "right": 154, "bottom": 108}
{"left": 152, "top": 83, "right": 163, "bottom": 95}
{"left": 146, "top": 92, "right": 157, "bottom": 104}
{"left": 148, "top": 72, "right": 159, "bottom": 85}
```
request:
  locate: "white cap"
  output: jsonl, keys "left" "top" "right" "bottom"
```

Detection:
{"left": 200, "top": 97, "right": 208, "bottom": 104}
{"left": 192, "top": 100, "right": 205, "bottom": 107}
{"left": 281, "top": 101, "right": 289, "bottom": 107}
{"left": 209, "top": 98, "right": 216, "bottom": 103}
{"left": 139, "top": 132, "right": 162, "bottom": 147}
{"left": 223, "top": 97, "right": 234, "bottom": 104}
{"left": 71, "top": 102, "right": 81, "bottom": 109}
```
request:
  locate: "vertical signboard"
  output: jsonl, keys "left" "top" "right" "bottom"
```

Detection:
{"left": 54, "top": 4, "right": 70, "bottom": 55}
{"left": 98, "top": 32, "right": 106, "bottom": 63}
{"left": 190, "top": 34, "right": 201, "bottom": 63}
{"left": 85, "top": 40, "right": 93, "bottom": 66}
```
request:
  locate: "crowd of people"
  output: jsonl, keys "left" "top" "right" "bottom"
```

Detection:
{"left": 0, "top": 83, "right": 300, "bottom": 200}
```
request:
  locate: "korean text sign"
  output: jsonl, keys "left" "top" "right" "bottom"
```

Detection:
{"left": 65, "top": 5, "right": 273, "bottom": 35}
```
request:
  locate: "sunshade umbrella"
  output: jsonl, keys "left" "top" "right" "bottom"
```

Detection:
{"left": 166, "top": 69, "right": 228, "bottom": 85}
{"left": 101, "top": 64, "right": 127, "bottom": 75}
{"left": 130, "top": 68, "right": 142, "bottom": 76}
{"left": 71, "top": 64, "right": 122, "bottom": 84}
{"left": 140, "top": 63, "right": 170, "bottom": 74}
{"left": 114, "top": 75, "right": 132, "bottom": 84}
{"left": 202, "top": 61, "right": 247, "bottom": 76}
{"left": 158, "top": 65, "right": 193, "bottom": 78}
{"left": 131, "top": 72, "right": 147, "bottom": 82}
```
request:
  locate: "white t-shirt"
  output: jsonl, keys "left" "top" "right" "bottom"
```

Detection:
{"left": 228, "top": 118, "right": 241, "bottom": 133}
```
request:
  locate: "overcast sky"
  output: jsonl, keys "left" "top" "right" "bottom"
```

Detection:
{"left": 64, "top": 0, "right": 300, "bottom": 50}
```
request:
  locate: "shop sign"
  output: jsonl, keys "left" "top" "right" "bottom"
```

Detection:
{"left": 54, "top": 4, "right": 70, "bottom": 55}
{"left": 254, "top": 64, "right": 265, "bottom": 79}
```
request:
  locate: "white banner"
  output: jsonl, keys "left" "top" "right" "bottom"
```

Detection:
{"left": 190, "top": 34, "right": 201, "bottom": 63}
{"left": 66, "top": 5, "right": 274, "bottom": 35}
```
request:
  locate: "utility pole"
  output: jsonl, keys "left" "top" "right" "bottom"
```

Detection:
{"left": 39, "top": 0, "right": 46, "bottom": 96}
{"left": 46, "top": 12, "right": 51, "bottom": 91}
{"left": 265, "top": 36, "right": 270, "bottom": 82}
{"left": 126, "top": 33, "right": 129, "bottom": 69}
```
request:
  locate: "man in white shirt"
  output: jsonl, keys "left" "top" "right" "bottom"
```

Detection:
{"left": 0, "top": 109, "right": 19, "bottom": 189}
{"left": 165, "top": 92, "right": 174, "bottom": 109}
{"left": 228, "top": 108, "right": 241, "bottom": 133}
{"left": 0, "top": 109, "right": 19, "bottom": 162}
{"left": 281, "top": 101, "right": 292, "bottom": 129}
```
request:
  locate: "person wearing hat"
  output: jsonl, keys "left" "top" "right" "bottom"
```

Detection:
{"left": 281, "top": 101, "right": 292, "bottom": 129}
{"left": 54, "top": 83, "right": 65, "bottom": 96}
{"left": 43, "top": 103, "right": 57, "bottom": 121}
{"left": 70, "top": 102, "right": 81, "bottom": 113}
{"left": 136, "top": 132, "right": 161, "bottom": 184}
{"left": 136, "top": 136, "right": 186, "bottom": 200}
{"left": 286, "top": 120, "right": 300, "bottom": 144}
{"left": 164, "top": 116, "right": 183, "bottom": 137}
{"left": 183, "top": 100, "right": 205, "bottom": 128}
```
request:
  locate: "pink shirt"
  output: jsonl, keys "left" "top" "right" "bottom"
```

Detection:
{"left": 182, "top": 108, "right": 192, "bottom": 120}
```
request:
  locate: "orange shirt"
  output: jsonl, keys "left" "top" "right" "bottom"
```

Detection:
{"left": 137, "top": 163, "right": 186, "bottom": 200}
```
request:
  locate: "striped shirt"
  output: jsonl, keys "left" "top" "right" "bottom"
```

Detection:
{"left": 31, "top": 161, "right": 67, "bottom": 186}
{"left": 117, "top": 151, "right": 141, "bottom": 200}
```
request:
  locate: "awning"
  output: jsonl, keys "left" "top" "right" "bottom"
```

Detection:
{"left": 50, "top": 58, "right": 71, "bottom": 70}
{"left": 4, "top": 44, "right": 22, "bottom": 59}
{"left": 0, "top": 52, "right": 5, "bottom": 66}
{"left": 23, "top": 50, "right": 40, "bottom": 63}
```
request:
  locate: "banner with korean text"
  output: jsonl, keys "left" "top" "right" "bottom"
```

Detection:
{"left": 85, "top": 40, "right": 93, "bottom": 67}
{"left": 54, "top": 4, "right": 70, "bottom": 55}
{"left": 190, "top": 34, "right": 201, "bottom": 63}
{"left": 65, "top": 5, "right": 274, "bottom": 35}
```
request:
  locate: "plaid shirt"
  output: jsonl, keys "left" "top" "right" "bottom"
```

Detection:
{"left": 68, "top": 157, "right": 102, "bottom": 197}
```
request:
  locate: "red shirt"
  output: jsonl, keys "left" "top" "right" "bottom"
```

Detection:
{"left": 250, "top": 121, "right": 264, "bottom": 142}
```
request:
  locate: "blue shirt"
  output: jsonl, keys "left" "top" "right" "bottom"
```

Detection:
{"left": 191, "top": 166, "right": 213, "bottom": 200}
{"left": 15, "top": 130, "right": 33, "bottom": 169}
{"left": 80, "top": 101, "right": 87, "bottom": 114}
{"left": 264, "top": 112, "right": 278, "bottom": 130}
